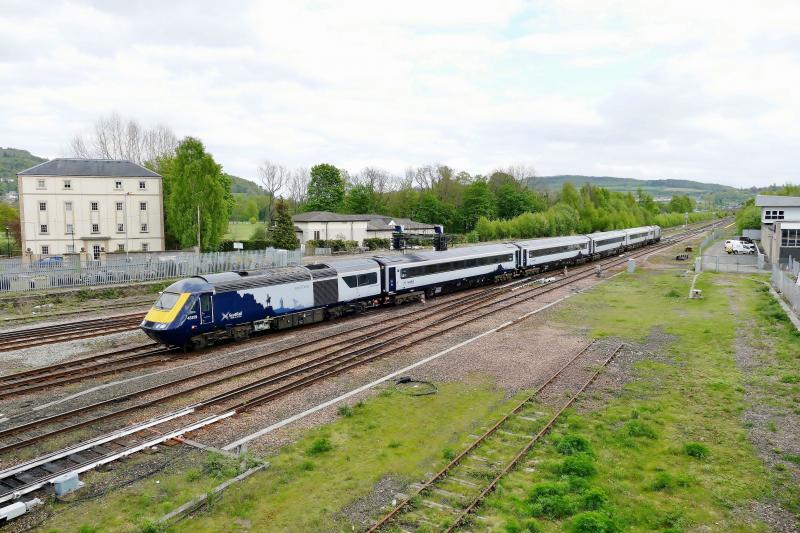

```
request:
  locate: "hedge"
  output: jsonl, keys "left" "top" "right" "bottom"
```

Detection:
{"left": 218, "top": 239, "right": 272, "bottom": 251}
{"left": 363, "top": 238, "right": 391, "bottom": 250}
{"left": 306, "top": 239, "right": 359, "bottom": 252}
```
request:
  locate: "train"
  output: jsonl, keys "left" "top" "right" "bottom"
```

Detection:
{"left": 141, "top": 225, "right": 661, "bottom": 349}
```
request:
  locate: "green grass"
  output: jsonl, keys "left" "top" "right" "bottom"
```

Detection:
{"left": 224, "top": 221, "right": 261, "bottom": 241}
{"left": 475, "top": 270, "right": 796, "bottom": 531}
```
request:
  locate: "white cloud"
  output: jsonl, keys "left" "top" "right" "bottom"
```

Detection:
{"left": 1, "top": 0, "right": 800, "bottom": 187}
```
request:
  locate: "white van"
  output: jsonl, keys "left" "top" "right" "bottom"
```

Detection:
{"left": 725, "top": 240, "right": 755, "bottom": 255}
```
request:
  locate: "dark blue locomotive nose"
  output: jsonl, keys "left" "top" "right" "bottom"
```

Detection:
{"left": 140, "top": 277, "right": 211, "bottom": 346}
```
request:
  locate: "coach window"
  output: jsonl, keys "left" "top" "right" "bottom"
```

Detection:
{"left": 358, "top": 272, "right": 378, "bottom": 286}
{"left": 343, "top": 275, "right": 358, "bottom": 288}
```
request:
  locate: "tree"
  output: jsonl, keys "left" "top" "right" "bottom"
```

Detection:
{"left": 305, "top": 164, "right": 345, "bottom": 212}
{"left": 70, "top": 113, "right": 177, "bottom": 165}
{"left": 345, "top": 183, "right": 378, "bottom": 214}
{"left": 162, "top": 137, "right": 232, "bottom": 251}
{"left": 271, "top": 198, "right": 299, "bottom": 250}
{"left": 288, "top": 167, "right": 310, "bottom": 213}
{"left": 668, "top": 194, "right": 695, "bottom": 213}
{"left": 460, "top": 179, "right": 495, "bottom": 231}
{"left": 257, "top": 160, "right": 289, "bottom": 223}
{"left": 495, "top": 184, "right": 538, "bottom": 219}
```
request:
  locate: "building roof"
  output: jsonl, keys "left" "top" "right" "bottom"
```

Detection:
{"left": 293, "top": 211, "right": 437, "bottom": 230}
{"left": 18, "top": 158, "right": 161, "bottom": 178}
{"left": 756, "top": 195, "right": 800, "bottom": 207}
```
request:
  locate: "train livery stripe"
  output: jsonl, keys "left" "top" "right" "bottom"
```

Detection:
{"left": 144, "top": 293, "right": 191, "bottom": 324}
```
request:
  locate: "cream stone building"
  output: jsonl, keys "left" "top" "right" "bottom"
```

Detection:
{"left": 292, "top": 211, "right": 439, "bottom": 246}
{"left": 17, "top": 159, "right": 165, "bottom": 258}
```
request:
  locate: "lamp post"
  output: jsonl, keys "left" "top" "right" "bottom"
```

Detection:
{"left": 4, "top": 225, "right": 8, "bottom": 257}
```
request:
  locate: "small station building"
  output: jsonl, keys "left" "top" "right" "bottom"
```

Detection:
{"left": 757, "top": 195, "right": 800, "bottom": 264}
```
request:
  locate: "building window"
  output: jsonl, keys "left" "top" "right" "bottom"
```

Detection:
{"left": 41, "top": 245, "right": 49, "bottom": 255}
{"left": 66, "top": 223, "right": 74, "bottom": 234}
{"left": 92, "top": 223, "right": 99, "bottom": 234}
{"left": 142, "top": 243, "right": 149, "bottom": 252}
{"left": 39, "top": 201, "right": 47, "bottom": 211}
{"left": 66, "top": 244, "right": 75, "bottom": 253}
{"left": 63, "top": 179, "right": 71, "bottom": 189}
{"left": 91, "top": 201, "right": 99, "bottom": 211}
{"left": 117, "top": 244, "right": 125, "bottom": 252}
{"left": 40, "top": 224, "right": 48, "bottom": 234}
{"left": 139, "top": 180, "right": 146, "bottom": 190}
{"left": 765, "top": 210, "right": 786, "bottom": 220}
{"left": 313, "top": 230, "right": 320, "bottom": 241}
{"left": 65, "top": 201, "right": 73, "bottom": 212}
{"left": 92, "top": 244, "right": 101, "bottom": 260}
{"left": 117, "top": 223, "right": 124, "bottom": 233}
{"left": 36, "top": 179, "right": 45, "bottom": 189}
{"left": 781, "top": 229, "right": 800, "bottom": 247}
{"left": 139, "top": 202, "right": 147, "bottom": 211}
{"left": 115, "top": 180, "right": 123, "bottom": 190}
{"left": 116, "top": 201, "right": 124, "bottom": 211}
{"left": 141, "top": 223, "right": 149, "bottom": 233}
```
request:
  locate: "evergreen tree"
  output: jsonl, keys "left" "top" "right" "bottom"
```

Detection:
{"left": 161, "top": 137, "right": 232, "bottom": 251}
{"left": 306, "top": 164, "right": 345, "bottom": 212}
{"left": 272, "top": 198, "right": 300, "bottom": 250}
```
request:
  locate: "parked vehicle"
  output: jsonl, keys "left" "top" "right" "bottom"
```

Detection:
{"left": 725, "top": 240, "right": 755, "bottom": 255}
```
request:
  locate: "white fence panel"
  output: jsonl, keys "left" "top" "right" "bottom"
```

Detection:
{"left": 772, "top": 266, "right": 800, "bottom": 315}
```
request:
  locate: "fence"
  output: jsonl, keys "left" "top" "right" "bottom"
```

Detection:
{"left": 0, "top": 248, "right": 303, "bottom": 293}
{"left": 701, "top": 254, "right": 767, "bottom": 273}
{"left": 772, "top": 264, "right": 800, "bottom": 315}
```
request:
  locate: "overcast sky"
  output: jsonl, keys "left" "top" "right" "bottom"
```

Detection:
{"left": 2, "top": 1, "right": 799, "bottom": 187}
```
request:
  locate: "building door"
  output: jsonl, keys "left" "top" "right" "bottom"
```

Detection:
{"left": 92, "top": 244, "right": 101, "bottom": 260}
{"left": 199, "top": 293, "right": 213, "bottom": 324}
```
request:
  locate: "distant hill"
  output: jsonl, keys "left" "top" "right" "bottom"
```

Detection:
{"left": 529, "top": 175, "right": 751, "bottom": 207}
{"left": 0, "top": 148, "right": 47, "bottom": 184}
{"left": 228, "top": 174, "right": 264, "bottom": 195}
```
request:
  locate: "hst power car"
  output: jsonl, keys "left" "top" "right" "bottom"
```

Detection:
{"left": 141, "top": 225, "right": 660, "bottom": 349}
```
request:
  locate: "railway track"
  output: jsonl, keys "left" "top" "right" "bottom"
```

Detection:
{"left": 368, "top": 341, "right": 624, "bottom": 532}
{"left": 0, "top": 313, "right": 144, "bottom": 352}
{"left": 0, "top": 222, "right": 718, "bottom": 505}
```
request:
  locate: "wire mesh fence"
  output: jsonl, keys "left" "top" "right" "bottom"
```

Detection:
{"left": 0, "top": 248, "right": 303, "bottom": 293}
{"left": 772, "top": 264, "right": 800, "bottom": 315}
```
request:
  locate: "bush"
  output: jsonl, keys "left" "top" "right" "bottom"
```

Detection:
{"left": 337, "top": 405, "right": 353, "bottom": 417}
{"left": 306, "top": 436, "right": 333, "bottom": 456}
{"left": 570, "top": 511, "right": 619, "bottom": 533}
{"left": 649, "top": 472, "right": 676, "bottom": 491}
{"left": 683, "top": 442, "right": 709, "bottom": 459}
{"left": 526, "top": 482, "right": 576, "bottom": 519}
{"left": 557, "top": 454, "right": 597, "bottom": 477}
{"left": 363, "top": 238, "right": 390, "bottom": 250}
{"left": 625, "top": 420, "right": 657, "bottom": 439}
{"left": 780, "top": 374, "right": 800, "bottom": 384}
{"left": 556, "top": 434, "right": 592, "bottom": 456}
{"left": 580, "top": 488, "right": 609, "bottom": 511}
{"left": 505, "top": 518, "right": 542, "bottom": 533}
{"left": 203, "top": 452, "right": 239, "bottom": 479}
{"left": 250, "top": 224, "right": 268, "bottom": 240}
{"left": 218, "top": 239, "right": 272, "bottom": 251}
{"left": 665, "top": 289, "right": 681, "bottom": 298}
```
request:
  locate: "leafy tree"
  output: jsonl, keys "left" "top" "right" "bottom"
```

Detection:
{"left": 495, "top": 184, "right": 542, "bottom": 219}
{"left": 250, "top": 224, "right": 267, "bottom": 240}
{"left": 344, "top": 183, "right": 378, "bottom": 214}
{"left": 414, "top": 192, "right": 452, "bottom": 226}
{"left": 460, "top": 179, "right": 495, "bottom": 231}
{"left": 161, "top": 137, "right": 232, "bottom": 251}
{"left": 636, "top": 187, "right": 659, "bottom": 215}
{"left": 271, "top": 198, "right": 299, "bottom": 250}
{"left": 305, "top": 164, "right": 345, "bottom": 212}
{"left": 668, "top": 194, "right": 695, "bottom": 213}
{"left": 736, "top": 203, "right": 761, "bottom": 232}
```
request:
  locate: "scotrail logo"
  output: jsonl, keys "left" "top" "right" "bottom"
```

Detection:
{"left": 222, "top": 311, "right": 243, "bottom": 321}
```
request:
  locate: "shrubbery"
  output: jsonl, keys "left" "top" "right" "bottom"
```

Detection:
{"left": 218, "top": 239, "right": 271, "bottom": 251}
{"left": 362, "top": 238, "right": 391, "bottom": 250}
{"left": 306, "top": 239, "right": 359, "bottom": 252}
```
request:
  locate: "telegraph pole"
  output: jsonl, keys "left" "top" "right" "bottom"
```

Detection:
{"left": 197, "top": 205, "right": 201, "bottom": 255}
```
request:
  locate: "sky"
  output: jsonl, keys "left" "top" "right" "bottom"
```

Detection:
{"left": 2, "top": 0, "right": 800, "bottom": 188}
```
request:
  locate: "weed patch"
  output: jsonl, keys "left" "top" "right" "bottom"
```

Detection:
{"left": 682, "top": 442, "right": 709, "bottom": 459}
{"left": 306, "top": 437, "right": 333, "bottom": 456}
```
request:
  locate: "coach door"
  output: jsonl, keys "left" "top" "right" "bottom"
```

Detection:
{"left": 388, "top": 267, "right": 396, "bottom": 292}
{"left": 199, "top": 293, "right": 213, "bottom": 324}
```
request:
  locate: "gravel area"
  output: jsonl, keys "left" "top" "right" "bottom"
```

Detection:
{"left": 726, "top": 283, "right": 800, "bottom": 532}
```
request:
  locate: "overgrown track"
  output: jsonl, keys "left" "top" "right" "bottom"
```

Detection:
{"left": 0, "top": 223, "right": 720, "bottom": 504}
{"left": 368, "top": 341, "right": 625, "bottom": 532}
{"left": 0, "top": 313, "right": 144, "bottom": 352}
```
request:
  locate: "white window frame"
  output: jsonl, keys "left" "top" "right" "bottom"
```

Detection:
{"left": 115, "top": 180, "right": 123, "bottom": 190}
{"left": 116, "top": 201, "right": 124, "bottom": 211}
{"left": 65, "top": 223, "right": 74, "bottom": 235}
{"left": 40, "top": 224, "right": 48, "bottom": 234}
{"left": 139, "top": 180, "right": 147, "bottom": 190}
{"left": 91, "top": 201, "right": 99, "bottom": 211}
{"left": 139, "top": 201, "right": 147, "bottom": 211}
{"left": 63, "top": 179, "right": 71, "bottom": 189}
{"left": 66, "top": 244, "right": 75, "bottom": 254}
{"left": 65, "top": 201, "right": 73, "bottom": 212}
{"left": 117, "top": 243, "right": 125, "bottom": 252}
{"left": 36, "top": 179, "right": 45, "bottom": 189}
{"left": 38, "top": 201, "right": 47, "bottom": 211}
{"left": 91, "top": 223, "right": 100, "bottom": 234}
{"left": 140, "top": 223, "right": 149, "bottom": 233}
{"left": 41, "top": 245, "right": 49, "bottom": 255}
{"left": 117, "top": 223, "right": 125, "bottom": 233}
{"left": 142, "top": 243, "right": 149, "bottom": 252}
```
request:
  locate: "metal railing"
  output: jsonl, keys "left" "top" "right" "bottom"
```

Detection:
{"left": 772, "top": 264, "right": 800, "bottom": 315}
{"left": 0, "top": 248, "right": 303, "bottom": 293}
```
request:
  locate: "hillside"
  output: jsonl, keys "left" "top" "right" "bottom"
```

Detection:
{"left": 0, "top": 148, "right": 47, "bottom": 191}
{"left": 529, "top": 174, "right": 750, "bottom": 207}
{"left": 229, "top": 174, "right": 264, "bottom": 195}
